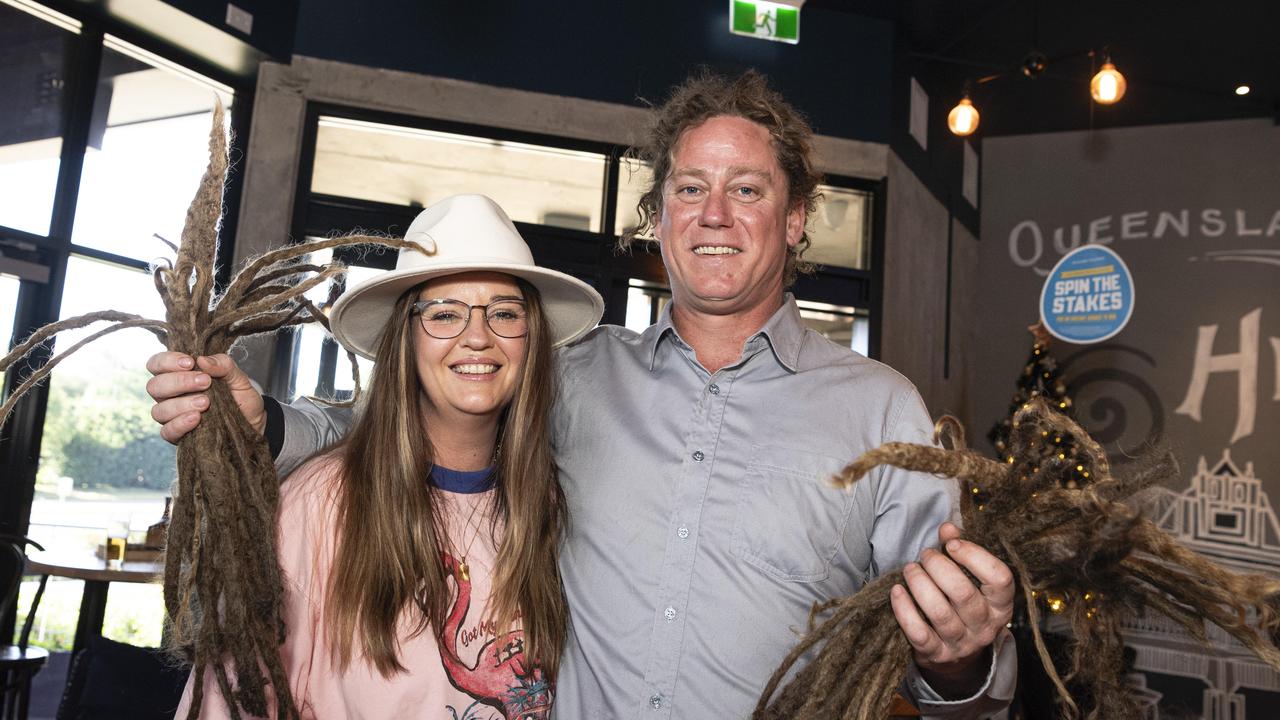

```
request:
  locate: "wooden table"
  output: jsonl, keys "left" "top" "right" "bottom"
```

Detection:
{"left": 23, "top": 554, "right": 163, "bottom": 662}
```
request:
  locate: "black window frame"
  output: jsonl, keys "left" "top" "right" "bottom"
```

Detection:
{"left": 0, "top": 0, "right": 255, "bottom": 622}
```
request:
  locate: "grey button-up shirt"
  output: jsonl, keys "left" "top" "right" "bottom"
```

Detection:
{"left": 276, "top": 295, "right": 1014, "bottom": 719}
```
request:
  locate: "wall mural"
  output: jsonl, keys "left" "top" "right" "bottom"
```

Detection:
{"left": 979, "top": 118, "right": 1280, "bottom": 719}
{"left": 1128, "top": 450, "right": 1280, "bottom": 717}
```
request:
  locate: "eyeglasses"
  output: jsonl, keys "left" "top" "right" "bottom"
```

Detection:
{"left": 411, "top": 298, "right": 529, "bottom": 339}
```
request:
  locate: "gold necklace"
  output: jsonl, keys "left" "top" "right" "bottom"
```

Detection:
{"left": 440, "top": 449, "right": 499, "bottom": 582}
{"left": 447, "top": 493, "right": 488, "bottom": 582}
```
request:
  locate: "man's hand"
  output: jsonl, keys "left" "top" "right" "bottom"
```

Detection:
{"left": 890, "top": 521, "right": 1014, "bottom": 699}
{"left": 146, "top": 352, "right": 265, "bottom": 444}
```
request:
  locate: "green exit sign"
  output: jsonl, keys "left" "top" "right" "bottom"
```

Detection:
{"left": 730, "top": 0, "right": 803, "bottom": 44}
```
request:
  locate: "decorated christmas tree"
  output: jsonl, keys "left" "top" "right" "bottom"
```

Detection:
{"left": 987, "top": 322, "right": 1077, "bottom": 477}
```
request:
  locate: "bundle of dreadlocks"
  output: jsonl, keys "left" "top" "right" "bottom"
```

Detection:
{"left": 754, "top": 398, "right": 1280, "bottom": 720}
{"left": 0, "top": 106, "right": 426, "bottom": 720}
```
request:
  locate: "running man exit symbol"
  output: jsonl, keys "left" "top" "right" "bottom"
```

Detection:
{"left": 730, "top": 0, "right": 803, "bottom": 44}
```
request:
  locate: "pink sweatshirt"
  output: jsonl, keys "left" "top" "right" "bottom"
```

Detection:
{"left": 174, "top": 454, "right": 551, "bottom": 719}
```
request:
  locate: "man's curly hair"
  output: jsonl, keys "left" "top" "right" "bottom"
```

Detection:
{"left": 620, "top": 68, "right": 823, "bottom": 287}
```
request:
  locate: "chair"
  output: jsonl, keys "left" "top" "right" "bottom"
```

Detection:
{"left": 0, "top": 535, "right": 50, "bottom": 720}
{"left": 56, "top": 636, "right": 189, "bottom": 720}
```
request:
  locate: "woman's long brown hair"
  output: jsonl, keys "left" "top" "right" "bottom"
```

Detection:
{"left": 323, "top": 278, "right": 566, "bottom": 679}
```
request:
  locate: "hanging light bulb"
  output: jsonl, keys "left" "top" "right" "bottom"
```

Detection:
{"left": 948, "top": 95, "right": 980, "bottom": 136}
{"left": 1090, "top": 60, "right": 1127, "bottom": 104}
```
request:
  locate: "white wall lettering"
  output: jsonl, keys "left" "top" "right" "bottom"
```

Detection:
{"left": 1274, "top": 338, "right": 1280, "bottom": 402}
{"left": 1153, "top": 210, "right": 1189, "bottom": 239}
{"left": 1237, "top": 209, "right": 1263, "bottom": 237}
{"left": 1088, "top": 216, "right": 1114, "bottom": 244}
{"left": 1176, "top": 308, "right": 1263, "bottom": 444}
{"left": 1201, "top": 209, "right": 1226, "bottom": 237}
{"left": 1052, "top": 224, "right": 1082, "bottom": 255}
{"left": 1009, "top": 220, "right": 1043, "bottom": 268}
{"left": 1121, "top": 211, "right": 1150, "bottom": 239}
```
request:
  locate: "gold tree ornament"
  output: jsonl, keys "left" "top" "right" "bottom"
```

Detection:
{"left": 753, "top": 398, "right": 1280, "bottom": 720}
{"left": 0, "top": 102, "right": 430, "bottom": 720}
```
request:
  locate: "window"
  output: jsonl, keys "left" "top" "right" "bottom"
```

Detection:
{"left": 624, "top": 280, "right": 670, "bottom": 332}
{"left": 29, "top": 257, "right": 173, "bottom": 556}
{"left": 0, "top": 0, "right": 80, "bottom": 235}
{"left": 291, "top": 108, "right": 881, "bottom": 398}
{"left": 0, "top": 273, "right": 18, "bottom": 348}
{"left": 312, "top": 116, "right": 608, "bottom": 232}
{"left": 71, "top": 36, "right": 233, "bottom": 261}
{"left": 28, "top": 43, "right": 234, "bottom": 564}
{"left": 1213, "top": 511, "right": 1240, "bottom": 532}
{"left": 20, "top": 262, "right": 172, "bottom": 651}
{"left": 291, "top": 247, "right": 380, "bottom": 401}
{"left": 797, "top": 300, "right": 870, "bottom": 357}
{"left": 1, "top": 1, "right": 248, "bottom": 654}
{"left": 615, "top": 157, "right": 654, "bottom": 239}
{"left": 809, "top": 186, "right": 872, "bottom": 271}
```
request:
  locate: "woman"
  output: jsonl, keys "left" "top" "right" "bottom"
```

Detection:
{"left": 177, "top": 194, "right": 603, "bottom": 719}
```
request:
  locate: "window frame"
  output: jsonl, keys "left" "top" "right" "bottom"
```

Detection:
{"left": 282, "top": 103, "right": 885, "bottom": 399}
{"left": 0, "top": 0, "right": 254, "bottom": 611}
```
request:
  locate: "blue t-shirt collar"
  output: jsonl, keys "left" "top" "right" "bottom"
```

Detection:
{"left": 431, "top": 464, "right": 496, "bottom": 494}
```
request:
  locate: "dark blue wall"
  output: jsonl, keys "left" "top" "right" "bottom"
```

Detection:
{"left": 65, "top": 0, "right": 299, "bottom": 61}
{"left": 293, "top": 0, "right": 894, "bottom": 144}
{"left": 152, "top": 0, "right": 297, "bottom": 59}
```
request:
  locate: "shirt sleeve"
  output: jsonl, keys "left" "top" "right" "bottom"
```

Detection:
{"left": 906, "top": 629, "right": 1017, "bottom": 719}
{"left": 275, "top": 398, "right": 354, "bottom": 477}
{"left": 869, "top": 387, "right": 1016, "bottom": 718}
{"left": 868, "top": 388, "right": 954, "bottom": 576}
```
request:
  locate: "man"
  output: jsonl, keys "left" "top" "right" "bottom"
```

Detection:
{"left": 149, "top": 70, "right": 1015, "bottom": 718}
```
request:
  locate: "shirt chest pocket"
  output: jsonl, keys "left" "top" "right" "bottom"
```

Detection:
{"left": 731, "top": 444, "right": 855, "bottom": 582}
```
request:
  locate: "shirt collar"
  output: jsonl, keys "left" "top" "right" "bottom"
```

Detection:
{"left": 431, "top": 464, "right": 496, "bottom": 494}
{"left": 644, "top": 293, "right": 805, "bottom": 373}
{"left": 643, "top": 305, "right": 680, "bottom": 371}
{"left": 753, "top": 294, "right": 805, "bottom": 372}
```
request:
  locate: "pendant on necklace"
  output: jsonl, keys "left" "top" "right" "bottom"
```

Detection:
{"left": 458, "top": 559, "right": 470, "bottom": 582}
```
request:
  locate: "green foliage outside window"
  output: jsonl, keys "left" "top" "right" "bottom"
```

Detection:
{"left": 39, "top": 364, "right": 176, "bottom": 490}
{"left": 15, "top": 578, "right": 165, "bottom": 651}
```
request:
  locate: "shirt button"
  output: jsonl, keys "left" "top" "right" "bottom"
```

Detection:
{"left": 650, "top": 694, "right": 663, "bottom": 709}
{"left": 692, "top": 450, "right": 704, "bottom": 462}
{"left": 664, "top": 606, "right": 676, "bottom": 621}
{"left": 708, "top": 383, "right": 720, "bottom": 395}
{"left": 677, "top": 526, "right": 689, "bottom": 539}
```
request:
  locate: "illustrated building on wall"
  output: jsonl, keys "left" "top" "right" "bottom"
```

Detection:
{"left": 1142, "top": 450, "right": 1280, "bottom": 573}
{"left": 1126, "top": 449, "right": 1280, "bottom": 719}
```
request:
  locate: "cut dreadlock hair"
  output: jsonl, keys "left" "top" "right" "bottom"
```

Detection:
{"left": 0, "top": 103, "right": 429, "bottom": 720}
{"left": 753, "top": 398, "right": 1280, "bottom": 720}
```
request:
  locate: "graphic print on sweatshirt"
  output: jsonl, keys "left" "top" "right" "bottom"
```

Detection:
{"left": 440, "top": 551, "right": 551, "bottom": 720}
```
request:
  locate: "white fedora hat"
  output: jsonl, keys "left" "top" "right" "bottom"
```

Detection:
{"left": 330, "top": 194, "right": 603, "bottom": 359}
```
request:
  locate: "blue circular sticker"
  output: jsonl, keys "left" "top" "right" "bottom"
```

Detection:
{"left": 1039, "top": 245, "right": 1135, "bottom": 344}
